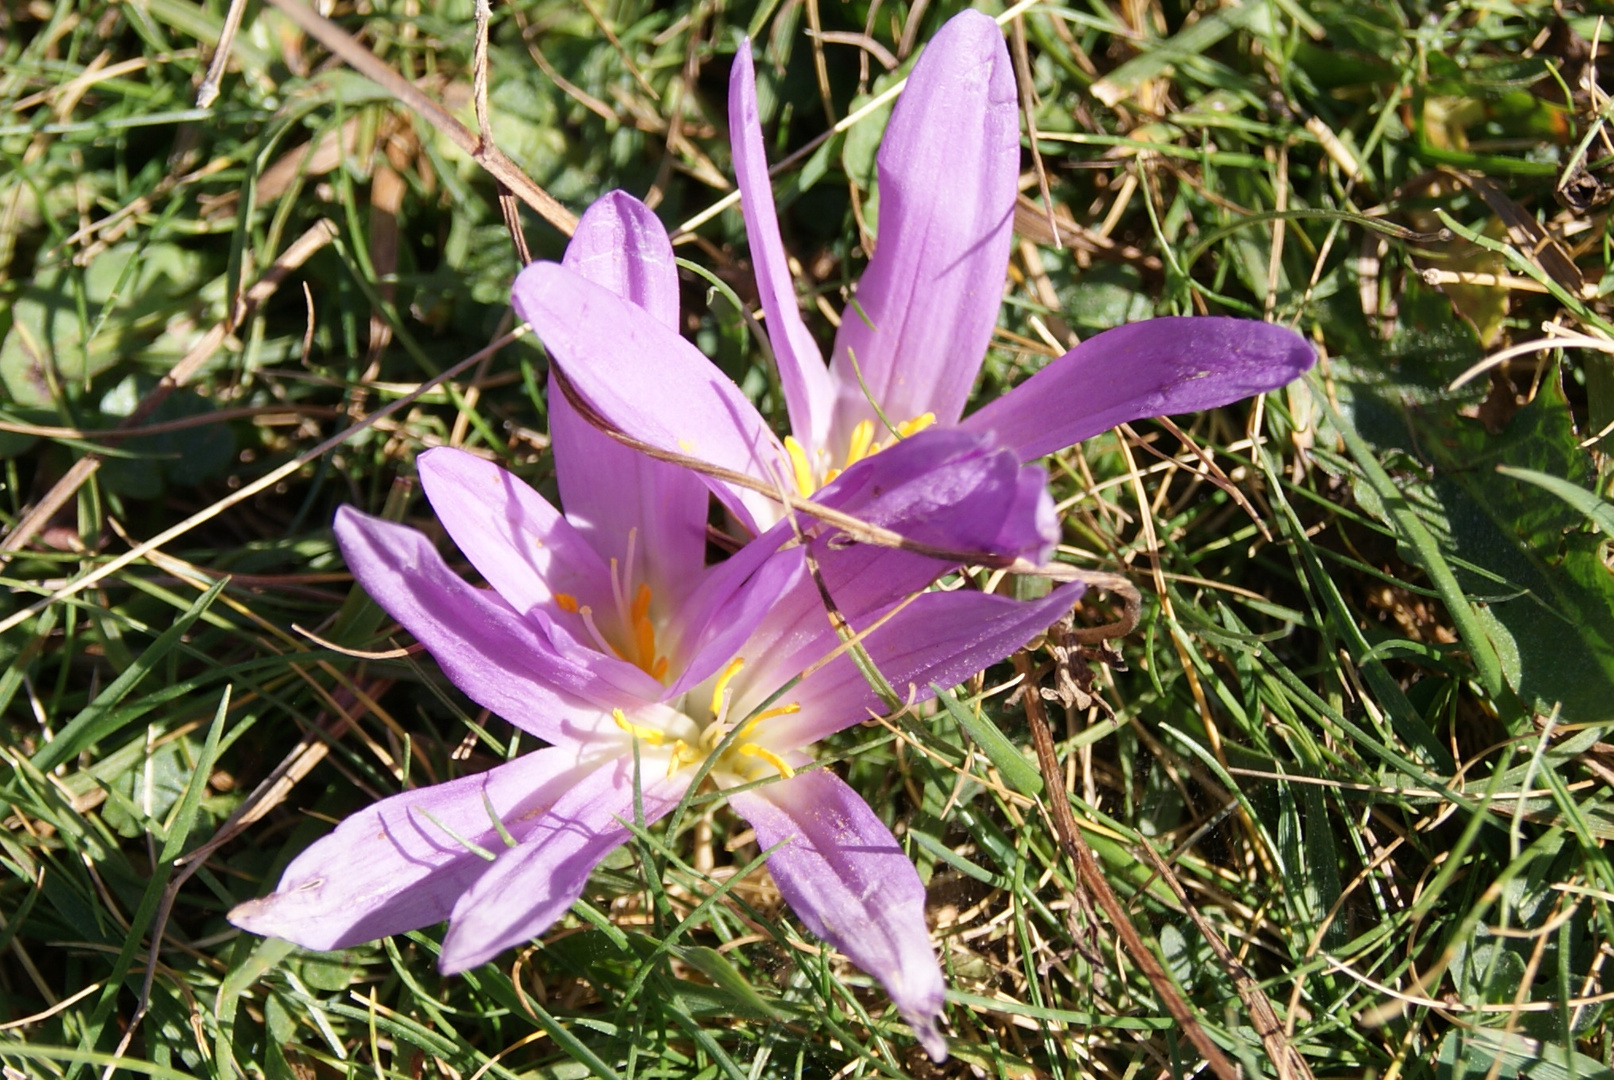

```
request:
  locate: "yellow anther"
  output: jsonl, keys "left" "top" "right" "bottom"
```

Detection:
{"left": 844, "top": 419, "right": 875, "bottom": 467}
{"left": 737, "top": 743, "right": 795, "bottom": 779}
{"left": 783, "top": 435, "right": 816, "bottom": 497}
{"left": 652, "top": 656, "right": 670, "bottom": 681}
{"left": 612, "top": 708, "right": 667, "bottom": 746}
{"left": 895, "top": 412, "right": 937, "bottom": 439}
{"left": 708, "top": 657, "right": 746, "bottom": 717}
{"left": 634, "top": 615, "right": 657, "bottom": 673}
{"left": 554, "top": 593, "right": 579, "bottom": 613}
{"left": 631, "top": 582, "right": 653, "bottom": 624}
{"left": 734, "top": 701, "right": 801, "bottom": 741}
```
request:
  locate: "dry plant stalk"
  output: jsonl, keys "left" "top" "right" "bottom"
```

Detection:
{"left": 1016, "top": 651, "right": 1244, "bottom": 1080}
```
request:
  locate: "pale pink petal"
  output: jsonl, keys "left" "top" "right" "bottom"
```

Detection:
{"left": 416, "top": 447, "right": 613, "bottom": 621}
{"left": 550, "top": 193, "right": 710, "bottom": 610}
{"left": 438, "top": 756, "right": 687, "bottom": 972}
{"left": 227, "top": 747, "right": 601, "bottom": 951}
{"left": 728, "top": 770, "right": 948, "bottom": 1061}
{"left": 513, "top": 260, "right": 785, "bottom": 531}
{"left": 558, "top": 189, "right": 681, "bottom": 331}
{"left": 730, "top": 40, "right": 836, "bottom": 450}
{"left": 333, "top": 506, "right": 628, "bottom": 746}
{"left": 827, "top": 10, "right": 1018, "bottom": 441}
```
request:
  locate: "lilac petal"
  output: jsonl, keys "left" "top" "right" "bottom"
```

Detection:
{"left": 827, "top": 9, "right": 1018, "bottom": 440}
{"left": 960, "top": 317, "right": 1317, "bottom": 461}
{"left": 730, "top": 40, "right": 836, "bottom": 451}
{"left": 559, "top": 190, "right": 681, "bottom": 332}
{"left": 334, "top": 506, "right": 632, "bottom": 745}
{"left": 763, "top": 581, "right": 1085, "bottom": 748}
{"left": 550, "top": 194, "right": 710, "bottom": 610}
{"left": 662, "top": 531, "right": 804, "bottom": 700}
{"left": 816, "top": 428, "right": 1056, "bottom": 564}
{"left": 439, "top": 755, "right": 687, "bottom": 972}
{"left": 414, "top": 449, "right": 663, "bottom": 695}
{"left": 513, "top": 260, "right": 784, "bottom": 531}
{"left": 728, "top": 770, "right": 948, "bottom": 1061}
{"left": 417, "top": 447, "right": 613, "bottom": 621}
{"left": 729, "top": 430, "right": 1059, "bottom": 704}
{"left": 228, "top": 747, "right": 600, "bottom": 951}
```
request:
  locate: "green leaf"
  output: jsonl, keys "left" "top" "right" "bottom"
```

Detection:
{"left": 671, "top": 945, "right": 784, "bottom": 1020}
{"left": 31, "top": 578, "right": 228, "bottom": 772}
{"left": 931, "top": 683, "right": 1042, "bottom": 796}
{"left": 1437, "top": 1028, "right": 1614, "bottom": 1080}
{"left": 1498, "top": 465, "right": 1614, "bottom": 540}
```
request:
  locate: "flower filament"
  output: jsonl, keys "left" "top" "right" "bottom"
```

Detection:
{"left": 552, "top": 528, "right": 670, "bottom": 682}
{"left": 782, "top": 412, "right": 937, "bottom": 498}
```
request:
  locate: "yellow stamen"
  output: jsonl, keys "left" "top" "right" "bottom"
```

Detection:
{"left": 783, "top": 435, "right": 816, "bottom": 497}
{"left": 708, "top": 657, "right": 746, "bottom": 717}
{"left": 631, "top": 582, "right": 653, "bottom": 624}
{"left": 612, "top": 707, "right": 667, "bottom": 745}
{"left": 737, "top": 743, "right": 795, "bottom": 779}
{"left": 895, "top": 412, "right": 937, "bottom": 439}
{"left": 652, "top": 656, "right": 670, "bottom": 680}
{"left": 733, "top": 702, "right": 801, "bottom": 741}
{"left": 844, "top": 419, "right": 875, "bottom": 466}
{"left": 554, "top": 593, "right": 579, "bottom": 613}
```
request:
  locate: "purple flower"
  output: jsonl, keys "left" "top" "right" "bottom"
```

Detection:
{"left": 229, "top": 194, "right": 1082, "bottom": 1062}
{"left": 511, "top": 11, "right": 1314, "bottom": 529}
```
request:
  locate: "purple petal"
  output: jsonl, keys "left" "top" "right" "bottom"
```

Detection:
{"left": 728, "top": 770, "right": 948, "bottom": 1061}
{"left": 334, "top": 506, "right": 633, "bottom": 745}
{"left": 827, "top": 10, "right": 1018, "bottom": 441}
{"left": 816, "top": 428, "right": 1056, "bottom": 564}
{"left": 415, "top": 449, "right": 663, "bottom": 695}
{"left": 439, "top": 755, "right": 687, "bottom": 972}
{"left": 762, "top": 581, "right": 1085, "bottom": 748}
{"left": 559, "top": 190, "right": 681, "bottom": 332}
{"left": 550, "top": 194, "right": 710, "bottom": 611}
{"left": 960, "top": 317, "right": 1317, "bottom": 461}
{"left": 662, "top": 532, "right": 804, "bottom": 700}
{"left": 730, "top": 40, "right": 836, "bottom": 450}
{"left": 728, "top": 430, "right": 1060, "bottom": 704}
{"left": 513, "top": 260, "right": 785, "bottom": 531}
{"left": 228, "top": 747, "right": 600, "bottom": 951}
{"left": 417, "top": 447, "right": 613, "bottom": 621}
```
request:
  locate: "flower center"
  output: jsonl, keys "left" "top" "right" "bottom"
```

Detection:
{"left": 611, "top": 656, "right": 802, "bottom": 782}
{"left": 554, "top": 528, "right": 670, "bottom": 681}
{"left": 781, "top": 412, "right": 937, "bottom": 498}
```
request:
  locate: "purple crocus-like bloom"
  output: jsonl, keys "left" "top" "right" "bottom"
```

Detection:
{"left": 229, "top": 194, "right": 1081, "bottom": 1062}
{"left": 511, "top": 10, "right": 1314, "bottom": 529}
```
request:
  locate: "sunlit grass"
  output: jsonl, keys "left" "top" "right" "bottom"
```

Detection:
{"left": 4, "top": 0, "right": 1614, "bottom": 1077}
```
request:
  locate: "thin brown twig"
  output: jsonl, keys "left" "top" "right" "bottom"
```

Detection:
{"left": 196, "top": 0, "right": 251, "bottom": 106}
{"left": 1017, "top": 652, "right": 1242, "bottom": 1080}
{"left": 1134, "top": 838, "right": 1316, "bottom": 1080}
{"left": 1012, "top": 16, "right": 1060, "bottom": 250}
{"left": 260, "top": 0, "right": 577, "bottom": 236}
{"left": 548, "top": 367, "right": 1140, "bottom": 611}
